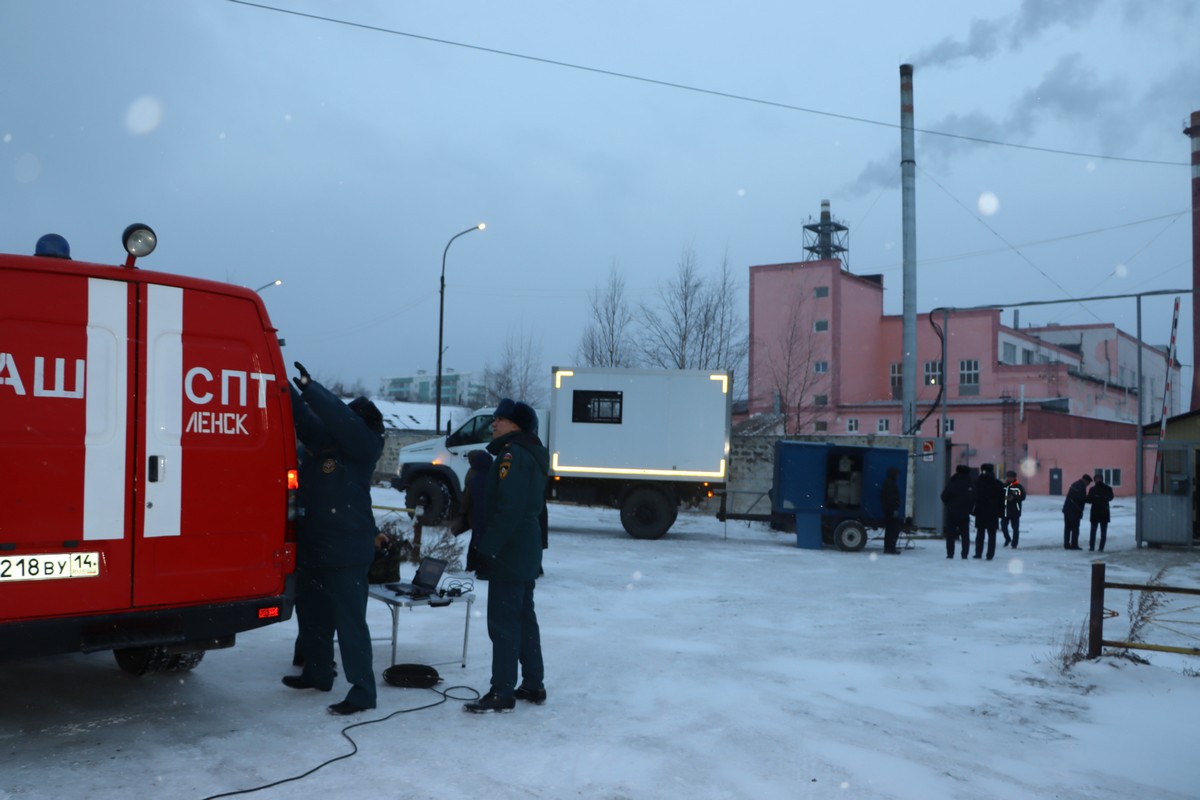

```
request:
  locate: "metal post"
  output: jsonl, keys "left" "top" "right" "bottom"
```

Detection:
{"left": 1136, "top": 296, "right": 1144, "bottom": 547}
{"left": 1088, "top": 561, "right": 1106, "bottom": 659}
{"left": 436, "top": 224, "right": 485, "bottom": 431}
{"left": 900, "top": 64, "right": 918, "bottom": 434}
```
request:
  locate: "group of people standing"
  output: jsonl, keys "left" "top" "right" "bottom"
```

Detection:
{"left": 941, "top": 463, "right": 1115, "bottom": 557}
{"left": 939, "top": 464, "right": 1027, "bottom": 560}
{"left": 284, "top": 362, "right": 547, "bottom": 716}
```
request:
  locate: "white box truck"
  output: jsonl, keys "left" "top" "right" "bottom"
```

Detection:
{"left": 393, "top": 367, "right": 731, "bottom": 539}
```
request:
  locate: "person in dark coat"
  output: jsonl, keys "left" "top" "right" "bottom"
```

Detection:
{"left": 881, "top": 467, "right": 903, "bottom": 554}
{"left": 284, "top": 362, "right": 384, "bottom": 716}
{"left": 1062, "top": 473, "right": 1092, "bottom": 550}
{"left": 971, "top": 463, "right": 1005, "bottom": 560}
{"left": 1087, "top": 475, "right": 1115, "bottom": 552}
{"left": 461, "top": 449, "right": 493, "bottom": 572}
{"left": 1000, "top": 470, "right": 1027, "bottom": 548}
{"left": 940, "top": 465, "right": 975, "bottom": 559}
{"left": 465, "top": 398, "right": 549, "bottom": 713}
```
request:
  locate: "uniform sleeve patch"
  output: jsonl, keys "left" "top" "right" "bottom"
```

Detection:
{"left": 502, "top": 452, "right": 513, "bottom": 460}
{"left": 498, "top": 463, "right": 511, "bottom": 480}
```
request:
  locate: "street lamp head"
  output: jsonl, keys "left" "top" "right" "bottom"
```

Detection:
{"left": 477, "top": 223, "right": 486, "bottom": 231}
{"left": 254, "top": 279, "right": 282, "bottom": 293}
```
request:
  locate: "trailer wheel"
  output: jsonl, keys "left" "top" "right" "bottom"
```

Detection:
{"left": 621, "top": 487, "right": 673, "bottom": 540}
{"left": 832, "top": 519, "right": 868, "bottom": 552}
{"left": 406, "top": 475, "right": 450, "bottom": 525}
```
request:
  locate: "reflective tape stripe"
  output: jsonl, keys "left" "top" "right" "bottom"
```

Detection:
{"left": 83, "top": 278, "right": 128, "bottom": 541}
{"left": 143, "top": 284, "right": 183, "bottom": 538}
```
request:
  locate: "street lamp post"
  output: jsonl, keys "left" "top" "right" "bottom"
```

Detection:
{"left": 254, "top": 279, "right": 282, "bottom": 293}
{"left": 437, "top": 223, "right": 485, "bottom": 432}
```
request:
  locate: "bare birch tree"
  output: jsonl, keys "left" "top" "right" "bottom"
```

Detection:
{"left": 576, "top": 264, "right": 636, "bottom": 368}
{"left": 638, "top": 248, "right": 748, "bottom": 394}
{"left": 761, "top": 279, "right": 828, "bottom": 435}
{"left": 482, "top": 327, "right": 547, "bottom": 407}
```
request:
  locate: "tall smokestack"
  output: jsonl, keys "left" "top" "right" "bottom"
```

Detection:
{"left": 1187, "top": 111, "right": 1200, "bottom": 411}
{"left": 900, "top": 64, "right": 918, "bottom": 433}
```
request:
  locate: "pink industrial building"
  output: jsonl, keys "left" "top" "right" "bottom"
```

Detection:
{"left": 745, "top": 258, "right": 1181, "bottom": 497}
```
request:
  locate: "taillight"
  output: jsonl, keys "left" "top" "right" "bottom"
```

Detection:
{"left": 287, "top": 469, "right": 299, "bottom": 490}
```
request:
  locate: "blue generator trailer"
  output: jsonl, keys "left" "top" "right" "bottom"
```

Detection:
{"left": 770, "top": 440, "right": 909, "bottom": 551}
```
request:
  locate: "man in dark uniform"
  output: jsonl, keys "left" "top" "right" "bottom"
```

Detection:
{"left": 971, "top": 463, "right": 1005, "bottom": 560}
{"left": 1000, "top": 470, "right": 1026, "bottom": 548}
{"left": 940, "top": 465, "right": 975, "bottom": 559}
{"left": 881, "top": 467, "right": 903, "bottom": 554}
{"left": 284, "top": 362, "right": 384, "bottom": 716}
{"left": 1062, "top": 473, "right": 1091, "bottom": 550}
{"left": 1086, "top": 474, "right": 1114, "bottom": 552}
{"left": 465, "top": 398, "right": 549, "bottom": 713}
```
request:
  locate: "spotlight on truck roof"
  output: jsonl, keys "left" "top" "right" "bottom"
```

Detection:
{"left": 122, "top": 223, "right": 157, "bottom": 259}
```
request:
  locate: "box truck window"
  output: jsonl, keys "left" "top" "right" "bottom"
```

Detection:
{"left": 572, "top": 390, "right": 622, "bottom": 424}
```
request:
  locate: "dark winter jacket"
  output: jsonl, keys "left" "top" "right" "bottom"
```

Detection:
{"left": 972, "top": 469, "right": 1005, "bottom": 528}
{"left": 1002, "top": 479, "right": 1026, "bottom": 519}
{"left": 290, "top": 382, "right": 384, "bottom": 569}
{"left": 1063, "top": 478, "right": 1090, "bottom": 522}
{"left": 940, "top": 468, "right": 976, "bottom": 520}
{"left": 463, "top": 449, "right": 493, "bottom": 571}
{"left": 1087, "top": 480, "right": 1114, "bottom": 523}
{"left": 479, "top": 430, "right": 549, "bottom": 582}
{"left": 881, "top": 469, "right": 901, "bottom": 520}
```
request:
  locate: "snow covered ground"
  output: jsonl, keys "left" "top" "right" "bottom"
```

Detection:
{"left": 2, "top": 493, "right": 1198, "bottom": 800}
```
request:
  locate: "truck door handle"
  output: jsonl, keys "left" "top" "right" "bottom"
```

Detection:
{"left": 149, "top": 455, "right": 161, "bottom": 482}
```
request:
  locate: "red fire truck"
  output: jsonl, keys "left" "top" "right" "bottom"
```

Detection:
{"left": 0, "top": 226, "right": 298, "bottom": 674}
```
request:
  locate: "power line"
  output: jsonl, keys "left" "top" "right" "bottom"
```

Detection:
{"left": 226, "top": 1, "right": 1188, "bottom": 168}
{"left": 917, "top": 164, "right": 1105, "bottom": 324}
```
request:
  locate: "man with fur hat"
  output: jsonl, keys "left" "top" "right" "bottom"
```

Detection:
{"left": 465, "top": 398, "right": 549, "bottom": 713}
{"left": 971, "top": 463, "right": 1005, "bottom": 560}
{"left": 940, "top": 464, "right": 975, "bottom": 559}
{"left": 284, "top": 361, "right": 384, "bottom": 716}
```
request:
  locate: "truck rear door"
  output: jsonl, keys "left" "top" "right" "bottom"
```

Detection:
{"left": 0, "top": 266, "right": 134, "bottom": 618}
{"left": 132, "top": 282, "right": 292, "bottom": 606}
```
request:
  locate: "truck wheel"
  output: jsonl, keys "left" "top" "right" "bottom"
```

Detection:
{"left": 621, "top": 487, "right": 673, "bottom": 540}
{"left": 406, "top": 476, "right": 450, "bottom": 525}
{"left": 832, "top": 519, "right": 868, "bottom": 552}
{"left": 167, "top": 651, "right": 205, "bottom": 672}
{"left": 114, "top": 646, "right": 173, "bottom": 676}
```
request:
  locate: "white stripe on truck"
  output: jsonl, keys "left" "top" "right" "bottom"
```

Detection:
{"left": 83, "top": 278, "right": 128, "bottom": 541}
{"left": 143, "top": 284, "right": 184, "bottom": 538}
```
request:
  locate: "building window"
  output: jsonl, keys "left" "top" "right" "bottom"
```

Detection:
{"left": 1095, "top": 468, "right": 1122, "bottom": 487}
{"left": 813, "top": 421, "right": 828, "bottom": 432}
{"left": 890, "top": 363, "right": 903, "bottom": 400}
{"left": 813, "top": 319, "right": 829, "bottom": 332}
{"left": 877, "top": 418, "right": 890, "bottom": 433}
{"left": 923, "top": 360, "right": 942, "bottom": 386}
{"left": 571, "top": 390, "right": 623, "bottom": 424}
{"left": 1022, "top": 348, "right": 1034, "bottom": 365}
{"left": 959, "top": 358, "right": 980, "bottom": 396}
{"left": 846, "top": 418, "right": 859, "bottom": 432}
{"left": 814, "top": 286, "right": 830, "bottom": 298}
{"left": 814, "top": 394, "right": 828, "bottom": 406}
{"left": 1003, "top": 342, "right": 1016, "bottom": 363}
{"left": 814, "top": 361, "right": 829, "bottom": 373}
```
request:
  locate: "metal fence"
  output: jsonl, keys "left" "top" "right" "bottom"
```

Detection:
{"left": 1088, "top": 561, "right": 1200, "bottom": 658}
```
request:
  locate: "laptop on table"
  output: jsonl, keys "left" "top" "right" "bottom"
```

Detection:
{"left": 386, "top": 557, "right": 447, "bottom": 599}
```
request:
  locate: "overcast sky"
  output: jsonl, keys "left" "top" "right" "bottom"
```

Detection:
{"left": 4, "top": 0, "right": 1197, "bottom": 394}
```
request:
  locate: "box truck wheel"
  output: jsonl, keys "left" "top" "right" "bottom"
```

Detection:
{"left": 620, "top": 487, "right": 673, "bottom": 540}
{"left": 832, "top": 519, "right": 868, "bottom": 552}
{"left": 406, "top": 475, "right": 450, "bottom": 525}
